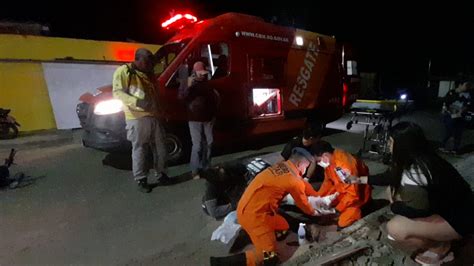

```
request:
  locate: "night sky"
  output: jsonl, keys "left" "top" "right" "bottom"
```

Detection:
{"left": 2, "top": 1, "right": 473, "bottom": 92}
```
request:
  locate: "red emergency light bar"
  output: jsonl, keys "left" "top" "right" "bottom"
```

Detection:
{"left": 161, "top": 13, "right": 198, "bottom": 29}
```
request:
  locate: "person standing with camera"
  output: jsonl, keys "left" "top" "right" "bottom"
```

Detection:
{"left": 185, "top": 61, "right": 220, "bottom": 179}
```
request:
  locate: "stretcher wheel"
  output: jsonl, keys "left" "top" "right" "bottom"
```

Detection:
{"left": 373, "top": 124, "right": 382, "bottom": 133}
{"left": 346, "top": 121, "right": 353, "bottom": 130}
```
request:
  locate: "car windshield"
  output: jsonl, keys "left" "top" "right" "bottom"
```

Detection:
{"left": 154, "top": 40, "right": 189, "bottom": 76}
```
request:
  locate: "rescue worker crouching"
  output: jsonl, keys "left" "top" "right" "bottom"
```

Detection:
{"left": 210, "top": 148, "right": 320, "bottom": 266}
{"left": 112, "top": 48, "right": 170, "bottom": 193}
{"left": 311, "top": 141, "right": 372, "bottom": 229}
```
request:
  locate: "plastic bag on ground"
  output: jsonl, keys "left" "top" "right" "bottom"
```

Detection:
{"left": 211, "top": 211, "right": 241, "bottom": 244}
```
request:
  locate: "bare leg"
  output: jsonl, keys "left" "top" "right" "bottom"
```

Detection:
{"left": 387, "top": 215, "right": 461, "bottom": 263}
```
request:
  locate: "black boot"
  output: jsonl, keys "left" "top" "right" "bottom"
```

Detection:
{"left": 137, "top": 179, "right": 152, "bottom": 193}
{"left": 210, "top": 253, "right": 246, "bottom": 266}
{"left": 157, "top": 173, "right": 172, "bottom": 185}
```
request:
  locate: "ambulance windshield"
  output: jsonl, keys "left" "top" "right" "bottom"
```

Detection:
{"left": 154, "top": 40, "right": 189, "bottom": 76}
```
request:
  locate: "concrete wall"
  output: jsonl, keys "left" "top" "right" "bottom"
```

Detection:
{"left": 0, "top": 34, "right": 161, "bottom": 131}
{"left": 0, "top": 34, "right": 160, "bottom": 61}
{"left": 0, "top": 62, "right": 56, "bottom": 130}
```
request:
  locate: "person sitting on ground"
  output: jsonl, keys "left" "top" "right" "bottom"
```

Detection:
{"left": 201, "top": 162, "right": 249, "bottom": 219}
{"left": 346, "top": 122, "right": 474, "bottom": 265}
{"left": 210, "top": 148, "right": 321, "bottom": 266}
{"left": 311, "top": 141, "right": 372, "bottom": 229}
{"left": 281, "top": 123, "right": 323, "bottom": 159}
{"left": 281, "top": 123, "right": 324, "bottom": 182}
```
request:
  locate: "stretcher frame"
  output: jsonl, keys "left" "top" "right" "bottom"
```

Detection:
{"left": 346, "top": 99, "right": 412, "bottom": 162}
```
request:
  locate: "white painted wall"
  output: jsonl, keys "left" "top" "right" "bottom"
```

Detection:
{"left": 42, "top": 63, "right": 120, "bottom": 129}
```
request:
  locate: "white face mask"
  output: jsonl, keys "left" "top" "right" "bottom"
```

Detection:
{"left": 317, "top": 157, "right": 330, "bottom": 168}
{"left": 317, "top": 161, "right": 330, "bottom": 168}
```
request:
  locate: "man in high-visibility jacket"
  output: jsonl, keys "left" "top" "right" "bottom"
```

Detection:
{"left": 112, "top": 48, "right": 170, "bottom": 193}
{"left": 312, "top": 141, "right": 371, "bottom": 228}
{"left": 210, "top": 148, "right": 320, "bottom": 266}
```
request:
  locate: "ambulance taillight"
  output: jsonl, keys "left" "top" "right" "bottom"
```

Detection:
{"left": 342, "top": 83, "right": 348, "bottom": 107}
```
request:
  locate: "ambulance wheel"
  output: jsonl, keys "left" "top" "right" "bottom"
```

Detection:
{"left": 346, "top": 121, "right": 353, "bottom": 130}
{"left": 164, "top": 127, "right": 190, "bottom": 165}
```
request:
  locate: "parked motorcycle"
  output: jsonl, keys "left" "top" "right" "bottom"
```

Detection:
{"left": 0, "top": 149, "right": 17, "bottom": 187}
{"left": 0, "top": 108, "right": 20, "bottom": 139}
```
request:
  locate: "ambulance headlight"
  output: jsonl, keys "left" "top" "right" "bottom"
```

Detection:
{"left": 94, "top": 99, "right": 123, "bottom": 115}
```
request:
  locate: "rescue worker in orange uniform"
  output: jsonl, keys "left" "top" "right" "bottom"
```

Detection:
{"left": 210, "top": 148, "right": 320, "bottom": 266}
{"left": 312, "top": 141, "right": 372, "bottom": 228}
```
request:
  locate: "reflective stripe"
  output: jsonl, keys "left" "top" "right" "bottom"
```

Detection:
{"left": 129, "top": 85, "right": 145, "bottom": 99}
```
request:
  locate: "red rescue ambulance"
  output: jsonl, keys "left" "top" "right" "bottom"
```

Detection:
{"left": 76, "top": 12, "right": 359, "bottom": 162}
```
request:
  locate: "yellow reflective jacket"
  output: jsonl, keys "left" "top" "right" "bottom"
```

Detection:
{"left": 112, "top": 64, "right": 156, "bottom": 120}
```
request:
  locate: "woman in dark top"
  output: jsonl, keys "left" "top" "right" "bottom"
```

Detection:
{"left": 348, "top": 122, "right": 473, "bottom": 265}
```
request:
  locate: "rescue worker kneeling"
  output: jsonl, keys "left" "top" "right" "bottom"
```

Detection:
{"left": 210, "top": 148, "right": 320, "bottom": 266}
{"left": 311, "top": 141, "right": 372, "bottom": 228}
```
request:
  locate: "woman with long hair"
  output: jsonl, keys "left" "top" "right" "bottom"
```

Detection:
{"left": 348, "top": 122, "right": 473, "bottom": 265}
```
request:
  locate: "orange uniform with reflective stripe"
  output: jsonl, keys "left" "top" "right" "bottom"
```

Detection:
{"left": 237, "top": 161, "right": 315, "bottom": 266}
{"left": 315, "top": 149, "right": 371, "bottom": 228}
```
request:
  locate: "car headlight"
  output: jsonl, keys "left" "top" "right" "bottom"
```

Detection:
{"left": 94, "top": 99, "right": 123, "bottom": 115}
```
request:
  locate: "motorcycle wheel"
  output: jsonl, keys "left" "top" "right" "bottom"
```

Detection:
{"left": 0, "top": 124, "right": 19, "bottom": 139}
